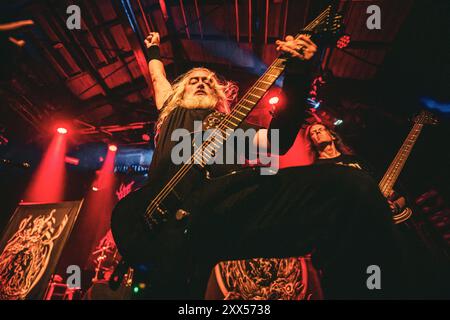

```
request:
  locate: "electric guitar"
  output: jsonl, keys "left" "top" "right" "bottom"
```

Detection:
{"left": 111, "top": 6, "right": 344, "bottom": 268}
{"left": 379, "top": 110, "right": 438, "bottom": 224}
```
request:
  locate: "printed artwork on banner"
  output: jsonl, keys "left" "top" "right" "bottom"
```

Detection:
{"left": 0, "top": 201, "right": 83, "bottom": 300}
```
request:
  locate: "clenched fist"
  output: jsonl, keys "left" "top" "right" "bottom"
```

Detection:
{"left": 276, "top": 34, "right": 317, "bottom": 61}
{"left": 144, "top": 32, "right": 160, "bottom": 48}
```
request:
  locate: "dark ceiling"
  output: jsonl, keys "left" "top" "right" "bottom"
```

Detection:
{"left": 0, "top": 0, "right": 419, "bottom": 142}
{"left": 0, "top": 0, "right": 449, "bottom": 195}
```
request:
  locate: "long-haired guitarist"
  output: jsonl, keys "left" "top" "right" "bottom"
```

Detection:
{"left": 305, "top": 122, "right": 408, "bottom": 215}
{"left": 121, "top": 32, "right": 408, "bottom": 299}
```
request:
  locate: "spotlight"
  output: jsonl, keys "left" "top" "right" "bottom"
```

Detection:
{"left": 57, "top": 127, "right": 68, "bottom": 135}
{"left": 92, "top": 186, "right": 99, "bottom": 191}
{"left": 334, "top": 119, "right": 343, "bottom": 126}
{"left": 108, "top": 145, "right": 118, "bottom": 152}
{"left": 142, "top": 133, "right": 151, "bottom": 142}
{"left": 269, "top": 96, "right": 279, "bottom": 105}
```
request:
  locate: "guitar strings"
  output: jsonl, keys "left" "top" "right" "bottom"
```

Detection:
{"left": 381, "top": 112, "right": 435, "bottom": 193}
{"left": 378, "top": 123, "right": 423, "bottom": 195}
{"left": 143, "top": 7, "right": 331, "bottom": 223}
{"left": 185, "top": 6, "right": 332, "bottom": 159}
{"left": 174, "top": 6, "right": 331, "bottom": 163}
{"left": 379, "top": 123, "right": 421, "bottom": 193}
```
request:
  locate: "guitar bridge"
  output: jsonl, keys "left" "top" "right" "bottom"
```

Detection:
{"left": 145, "top": 202, "right": 169, "bottom": 230}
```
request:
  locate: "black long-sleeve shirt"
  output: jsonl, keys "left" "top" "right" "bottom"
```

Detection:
{"left": 268, "top": 59, "right": 313, "bottom": 154}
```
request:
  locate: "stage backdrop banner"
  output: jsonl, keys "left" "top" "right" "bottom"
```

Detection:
{"left": 0, "top": 200, "right": 83, "bottom": 300}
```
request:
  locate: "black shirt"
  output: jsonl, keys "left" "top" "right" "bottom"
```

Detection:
{"left": 148, "top": 107, "right": 261, "bottom": 181}
{"left": 315, "top": 154, "right": 375, "bottom": 177}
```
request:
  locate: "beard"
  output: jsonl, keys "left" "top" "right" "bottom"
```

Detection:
{"left": 179, "top": 94, "right": 217, "bottom": 110}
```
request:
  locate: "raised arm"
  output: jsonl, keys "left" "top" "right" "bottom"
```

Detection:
{"left": 255, "top": 35, "right": 317, "bottom": 154}
{"left": 144, "top": 32, "right": 173, "bottom": 110}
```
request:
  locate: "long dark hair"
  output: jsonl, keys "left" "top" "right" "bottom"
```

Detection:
{"left": 305, "top": 122, "right": 354, "bottom": 159}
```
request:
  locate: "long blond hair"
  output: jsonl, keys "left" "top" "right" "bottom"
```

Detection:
{"left": 155, "top": 67, "right": 238, "bottom": 143}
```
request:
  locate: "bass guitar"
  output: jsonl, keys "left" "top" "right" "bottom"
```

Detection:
{"left": 379, "top": 110, "right": 438, "bottom": 224}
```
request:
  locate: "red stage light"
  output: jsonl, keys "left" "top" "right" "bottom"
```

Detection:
{"left": 57, "top": 127, "right": 68, "bottom": 135}
{"left": 77, "top": 146, "right": 118, "bottom": 269}
{"left": 108, "top": 145, "right": 118, "bottom": 152}
{"left": 24, "top": 133, "right": 67, "bottom": 202}
{"left": 269, "top": 96, "right": 279, "bottom": 105}
{"left": 336, "top": 35, "right": 351, "bottom": 49}
{"left": 64, "top": 156, "right": 80, "bottom": 166}
{"left": 142, "top": 133, "right": 151, "bottom": 142}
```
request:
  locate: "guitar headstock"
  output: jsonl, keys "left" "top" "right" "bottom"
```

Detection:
{"left": 322, "top": 10, "right": 345, "bottom": 36}
{"left": 414, "top": 110, "right": 439, "bottom": 125}
{"left": 296, "top": 6, "right": 345, "bottom": 47}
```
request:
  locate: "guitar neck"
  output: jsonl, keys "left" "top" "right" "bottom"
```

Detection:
{"left": 215, "top": 6, "right": 333, "bottom": 134}
{"left": 218, "top": 59, "right": 287, "bottom": 133}
{"left": 379, "top": 122, "right": 424, "bottom": 197}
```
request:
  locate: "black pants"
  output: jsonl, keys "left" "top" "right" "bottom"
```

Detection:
{"left": 186, "top": 164, "right": 407, "bottom": 299}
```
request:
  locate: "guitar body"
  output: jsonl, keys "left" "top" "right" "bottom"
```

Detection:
{"left": 111, "top": 163, "right": 260, "bottom": 263}
{"left": 110, "top": 166, "right": 204, "bottom": 266}
{"left": 111, "top": 164, "right": 261, "bottom": 297}
{"left": 110, "top": 167, "right": 214, "bottom": 298}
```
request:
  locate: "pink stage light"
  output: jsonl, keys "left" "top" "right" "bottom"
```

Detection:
{"left": 269, "top": 96, "right": 280, "bottom": 105}
{"left": 24, "top": 133, "right": 67, "bottom": 202}
{"left": 142, "top": 133, "right": 151, "bottom": 142}
{"left": 108, "top": 145, "right": 118, "bottom": 152}
{"left": 64, "top": 156, "right": 80, "bottom": 166}
{"left": 57, "top": 127, "right": 68, "bottom": 135}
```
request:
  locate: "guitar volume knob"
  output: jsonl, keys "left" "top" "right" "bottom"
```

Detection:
{"left": 176, "top": 209, "right": 190, "bottom": 221}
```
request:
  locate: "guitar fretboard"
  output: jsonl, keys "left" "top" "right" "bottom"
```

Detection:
{"left": 197, "top": 58, "right": 287, "bottom": 165}
{"left": 198, "top": 6, "right": 333, "bottom": 163}
{"left": 378, "top": 122, "right": 424, "bottom": 197}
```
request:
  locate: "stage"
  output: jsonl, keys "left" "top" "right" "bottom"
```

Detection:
{"left": 0, "top": 0, "right": 449, "bottom": 301}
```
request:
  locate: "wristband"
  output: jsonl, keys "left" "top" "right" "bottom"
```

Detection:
{"left": 147, "top": 45, "right": 161, "bottom": 61}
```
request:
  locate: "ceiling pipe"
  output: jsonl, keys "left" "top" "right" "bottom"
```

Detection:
{"left": 137, "top": 0, "right": 152, "bottom": 34}
{"left": 194, "top": 0, "right": 203, "bottom": 39}
{"left": 234, "top": 0, "right": 240, "bottom": 43}
{"left": 179, "top": 0, "right": 190, "bottom": 39}
{"left": 248, "top": 0, "right": 252, "bottom": 44}
{"left": 264, "top": 0, "right": 269, "bottom": 44}
{"left": 282, "top": 0, "right": 288, "bottom": 39}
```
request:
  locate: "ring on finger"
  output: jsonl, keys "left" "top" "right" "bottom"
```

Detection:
{"left": 298, "top": 46, "right": 306, "bottom": 55}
